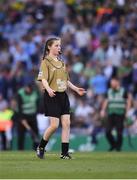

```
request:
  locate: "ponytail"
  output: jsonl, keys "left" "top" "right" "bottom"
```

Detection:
{"left": 42, "top": 44, "right": 47, "bottom": 60}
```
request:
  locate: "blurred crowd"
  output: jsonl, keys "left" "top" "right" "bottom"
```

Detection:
{"left": 0, "top": 0, "right": 137, "bottom": 150}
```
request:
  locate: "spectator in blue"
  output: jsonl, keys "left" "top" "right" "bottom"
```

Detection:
{"left": 89, "top": 68, "right": 108, "bottom": 95}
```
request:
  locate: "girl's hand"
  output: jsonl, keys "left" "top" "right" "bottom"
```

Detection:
{"left": 47, "top": 88, "right": 56, "bottom": 97}
{"left": 76, "top": 88, "right": 86, "bottom": 96}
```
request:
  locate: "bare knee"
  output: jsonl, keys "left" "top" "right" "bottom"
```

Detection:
{"left": 50, "top": 123, "right": 59, "bottom": 131}
{"left": 49, "top": 117, "right": 59, "bottom": 131}
{"left": 62, "top": 120, "right": 71, "bottom": 129}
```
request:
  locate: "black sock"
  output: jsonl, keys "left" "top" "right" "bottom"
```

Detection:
{"left": 62, "top": 142, "right": 69, "bottom": 155}
{"left": 39, "top": 138, "right": 48, "bottom": 149}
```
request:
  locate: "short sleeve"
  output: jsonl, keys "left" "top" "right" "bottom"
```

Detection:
{"left": 37, "top": 60, "right": 48, "bottom": 81}
{"left": 63, "top": 63, "right": 70, "bottom": 81}
{"left": 67, "top": 72, "right": 70, "bottom": 80}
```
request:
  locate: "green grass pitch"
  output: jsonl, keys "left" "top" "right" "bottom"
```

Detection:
{"left": 0, "top": 151, "right": 137, "bottom": 179}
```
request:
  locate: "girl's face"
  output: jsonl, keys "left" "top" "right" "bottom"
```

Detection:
{"left": 48, "top": 40, "right": 61, "bottom": 56}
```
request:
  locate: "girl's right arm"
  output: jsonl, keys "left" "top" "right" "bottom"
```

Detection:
{"left": 42, "top": 79, "right": 56, "bottom": 97}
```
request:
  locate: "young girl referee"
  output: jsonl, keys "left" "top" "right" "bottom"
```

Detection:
{"left": 37, "top": 37, "right": 86, "bottom": 159}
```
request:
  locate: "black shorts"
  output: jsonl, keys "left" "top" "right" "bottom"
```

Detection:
{"left": 43, "top": 91, "right": 70, "bottom": 118}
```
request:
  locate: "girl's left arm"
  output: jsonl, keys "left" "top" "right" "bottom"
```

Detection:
{"left": 67, "top": 80, "right": 86, "bottom": 96}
